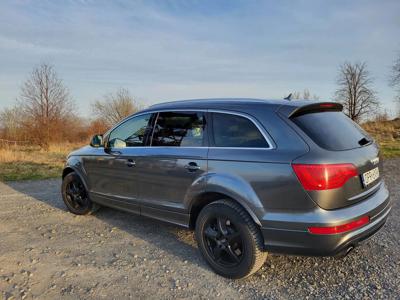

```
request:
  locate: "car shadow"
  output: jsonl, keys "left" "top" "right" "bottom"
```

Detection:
{"left": 4, "top": 178, "right": 209, "bottom": 271}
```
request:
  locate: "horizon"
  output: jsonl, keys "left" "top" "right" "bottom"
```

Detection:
{"left": 0, "top": 0, "right": 399, "bottom": 117}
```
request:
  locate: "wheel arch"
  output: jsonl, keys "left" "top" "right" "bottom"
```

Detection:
{"left": 62, "top": 164, "right": 89, "bottom": 192}
{"left": 189, "top": 191, "right": 262, "bottom": 229}
{"left": 62, "top": 167, "right": 75, "bottom": 179}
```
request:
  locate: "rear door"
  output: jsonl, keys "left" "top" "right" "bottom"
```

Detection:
{"left": 137, "top": 111, "right": 208, "bottom": 218}
{"left": 285, "top": 103, "right": 381, "bottom": 209}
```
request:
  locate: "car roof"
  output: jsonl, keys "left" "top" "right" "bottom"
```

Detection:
{"left": 106, "top": 98, "right": 333, "bottom": 136}
{"left": 143, "top": 98, "right": 319, "bottom": 112}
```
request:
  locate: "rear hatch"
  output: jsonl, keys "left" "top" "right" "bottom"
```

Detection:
{"left": 281, "top": 102, "right": 382, "bottom": 210}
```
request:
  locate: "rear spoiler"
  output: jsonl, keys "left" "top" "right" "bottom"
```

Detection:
{"left": 288, "top": 102, "right": 343, "bottom": 118}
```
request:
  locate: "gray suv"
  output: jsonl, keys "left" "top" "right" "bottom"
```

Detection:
{"left": 62, "top": 98, "right": 391, "bottom": 278}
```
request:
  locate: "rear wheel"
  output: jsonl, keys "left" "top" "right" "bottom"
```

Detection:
{"left": 195, "top": 199, "right": 267, "bottom": 279}
{"left": 62, "top": 172, "right": 98, "bottom": 215}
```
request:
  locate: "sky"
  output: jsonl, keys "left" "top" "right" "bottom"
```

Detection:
{"left": 0, "top": 0, "right": 399, "bottom": 116}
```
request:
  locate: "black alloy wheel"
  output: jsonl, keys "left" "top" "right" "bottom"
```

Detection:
{"left": 62, "top": 172, "right": 97, "bottom": 215}
{"left": 195, "top": 199, "right": 267, "bottom": 279}
{"left": 203, "top": 216, "right": 244, "bottom": 267}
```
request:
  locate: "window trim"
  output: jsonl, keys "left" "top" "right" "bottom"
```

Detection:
{"left": 149, "top": 112, "right": 159, "bottom": 146}
{"left": 104, "top": 109, "right": 275, "bottom": 150}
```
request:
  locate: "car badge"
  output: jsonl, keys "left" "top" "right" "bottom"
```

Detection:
{"left": 370, "top": 157, "right": 379, "bottom": 165}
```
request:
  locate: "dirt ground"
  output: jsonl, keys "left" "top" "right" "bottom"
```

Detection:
{"left": 0, "top": 159, "right": 399, "bottom": 299}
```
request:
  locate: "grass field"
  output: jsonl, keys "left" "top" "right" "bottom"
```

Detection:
{"left": 0, "top": 137, "right": 399, "bottom": 181}
{"left": 0, "top": 143, "right": 83, "bottom": 181}
{"left": 379, "top": 140, "right": 400, "bottom": 158}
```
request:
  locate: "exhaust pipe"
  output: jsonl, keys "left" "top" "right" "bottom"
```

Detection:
{"left": 345, "top": 245, "right": 354, "bottom": 255}
{"left": 335, "top": 245, "right": 355, "bottom": 259}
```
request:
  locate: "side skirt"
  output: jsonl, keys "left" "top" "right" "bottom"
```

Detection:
{"left": 90, "top": 193, "right": 190, "bottom": 228}
{"left": 141, "top": 205, "right": 190, "bottom": 228}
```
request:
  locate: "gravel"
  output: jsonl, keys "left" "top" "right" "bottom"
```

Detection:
{"left": 0, "top": 159, "right": 399, "bottom": 299}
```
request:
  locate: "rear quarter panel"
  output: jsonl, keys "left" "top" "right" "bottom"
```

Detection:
{"left": 206, "top": 110, "right": 316, "bottom": 221}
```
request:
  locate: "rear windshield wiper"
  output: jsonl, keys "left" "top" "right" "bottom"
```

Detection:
{"left": 358, "top": 137, "right": 371, "bottom": 146}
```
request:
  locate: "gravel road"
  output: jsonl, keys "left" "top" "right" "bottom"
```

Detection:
{"left": 0, "top": 159, "right": 399, "bottom": 299}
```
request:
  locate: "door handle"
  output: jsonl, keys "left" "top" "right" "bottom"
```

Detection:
{"left": 184, "top": 162, "right": 200, "bottom": 172}
{"left": 108, "top": 150, "right": 122, "bottom": 156}
{"left": 126, "top": 159, "right": 136, "bottom": 167}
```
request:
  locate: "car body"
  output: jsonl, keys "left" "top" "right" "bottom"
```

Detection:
{"left": 62, "top": 98, "right": 391, "bottom": 278}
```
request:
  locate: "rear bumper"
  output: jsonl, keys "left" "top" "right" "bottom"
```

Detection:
{"left": 260, "top": 182, "right": 391, "bottom": 256}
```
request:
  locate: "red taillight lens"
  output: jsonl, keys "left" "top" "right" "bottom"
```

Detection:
{"left": 292, "top": 163, "right": 358, "bottom": 191}
{"left": 308, "top": 216, "right": 370, "bottom": 235}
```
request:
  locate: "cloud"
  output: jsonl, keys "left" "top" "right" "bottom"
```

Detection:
{"left": 0, "top": 35, "right": 78, "bottom": 55}
{"left": 0, "top": 0, "right": 399, "bottom": 115}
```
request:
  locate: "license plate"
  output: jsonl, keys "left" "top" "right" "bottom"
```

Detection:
{"left": 362, "top": 167, "right": 380, "bottom": 187}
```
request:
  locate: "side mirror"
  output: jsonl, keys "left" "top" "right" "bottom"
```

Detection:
{"left": 90, "top": 134, "right": 103, "bottom": 148}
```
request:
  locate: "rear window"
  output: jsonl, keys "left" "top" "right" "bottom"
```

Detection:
{"left": 292, "top": 112, "right": 371, "bottom": 151}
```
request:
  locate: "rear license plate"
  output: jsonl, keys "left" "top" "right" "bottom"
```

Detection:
{"left": 362, "top": 167, "right": 380, "bottom": 187}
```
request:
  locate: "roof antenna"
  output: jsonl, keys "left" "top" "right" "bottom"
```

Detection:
{"left": 284, "top": 93, "right": 292, "bottom": 101}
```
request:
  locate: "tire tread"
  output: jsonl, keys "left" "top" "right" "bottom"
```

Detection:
{"left": 197, "top": 199, "right": 267, "bottom": 278}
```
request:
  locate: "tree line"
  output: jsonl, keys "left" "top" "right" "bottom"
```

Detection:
{"left": 291, "top": 59, "right": 399, "bottom": 123}
{"left": 1, "top": 55, "right": 400, "bottom": 148}
{"left": 0, "top": 64, "right": 141, "bottom": 148}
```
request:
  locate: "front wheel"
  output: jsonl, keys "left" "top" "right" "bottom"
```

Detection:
{"left": 195, "top": 199, "right": 267, "bottom": 279}
{"left": 62, "top": 172, "right": 98, "bottom": 215}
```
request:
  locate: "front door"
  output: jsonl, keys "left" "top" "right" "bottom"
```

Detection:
{"left": 84, "top": 112, "right": 154, "bottom": 212}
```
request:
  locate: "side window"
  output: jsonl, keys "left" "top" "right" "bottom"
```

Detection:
{"left": 212, "top": 113, "right": 269, "bottom": 148}
{"left": 108, "top": 113, "right": 153, "bottom": 148}
{"left": 152, "top": 112, "right": 205, "bottom": 147}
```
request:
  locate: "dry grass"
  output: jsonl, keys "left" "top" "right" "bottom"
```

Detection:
{"left": 362, "top": 118, "right": 400, "bottom": 158}
{"left": 0, "top": 143, "right": 84, "bottom": 181}
{"left": 363, "top": 118, "right": 400, "bottom": 141}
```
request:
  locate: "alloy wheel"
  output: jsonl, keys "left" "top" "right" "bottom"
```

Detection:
{"left": 65, "top": 178, "right": 88, "bottom": 211}
{"left": 203, "top": 216, "right": 244, "bottom": 267}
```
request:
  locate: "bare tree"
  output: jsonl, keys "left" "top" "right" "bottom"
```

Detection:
{"left": 290, "top": 89, "right": 319, "bottom": 100}
{"left": 92, "top": 88, "right": 141, "bottom": 127}
{"left": 389, "top": 53, "right": 400, "bottom": 115}
{"left": 18, "top": 63, "right": 74, "bottom": 147}
{"left": 302, "top": 89, "right": 311, "bottom": 100}
{"left": 291, "top": 91, "right": 301, "bottom": 100}
{"left": 87, "top": 119, "right": 110, "bottom": 136}
{"left": 0, "top": 106, "right": 24, "bottom": 140}
{"left": 373, "top": 109, "right": 390, "bottom": 122}
{"left": 390, "top": 53, "right": 400, "bottom": 87}
{"left": 335, "top": 62, "right": 379, "bottom": 122}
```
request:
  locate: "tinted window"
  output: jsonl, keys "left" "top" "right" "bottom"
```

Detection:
{"left": 108, "top": 113, "right": 152, "bottom": 148}
{"left": 292, "top": 111, "right": 370, "bottom": 151}
{"left": 152, "top": 112, "right": 205, "bottom": 147}
{"left": 212, "top": 113, "right": 268, "bottom": 148}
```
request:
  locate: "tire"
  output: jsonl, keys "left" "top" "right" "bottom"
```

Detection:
{"left": 195, "top": 199, "right": 267, "bottom": 279}
{"left": 61, "top": 172, "right": 99, "bottom": 215}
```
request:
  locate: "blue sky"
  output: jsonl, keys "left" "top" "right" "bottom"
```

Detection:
{"left": 0, "top": 0, "right": 399, "bottom": 116}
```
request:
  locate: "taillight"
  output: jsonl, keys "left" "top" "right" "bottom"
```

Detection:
{"left": 308, "top": 216, "right": 370, "bottom": 235}
{"left": 292, "top": 163, "right": 358, "bottom": 191}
